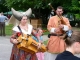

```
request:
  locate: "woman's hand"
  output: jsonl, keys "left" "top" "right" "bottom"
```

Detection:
{"left": 39, "top": 40, "right": 43, "bottom": 44}
{"left": 13, "top": 39, "right": 19, "bottom": 44}
{"left": 37, "top": 43, "right": 41, "bottom": 49}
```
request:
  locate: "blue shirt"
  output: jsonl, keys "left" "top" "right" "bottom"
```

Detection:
{"left": 0, "top": 16, "right": 8, "bottom": 22}
{"left": 32, "top": 36, "right": 43, "bottom": 42}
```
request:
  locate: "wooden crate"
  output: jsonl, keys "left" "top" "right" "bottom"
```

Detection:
{"left": 31, "top": 18, "right": 42, "bottom": 28}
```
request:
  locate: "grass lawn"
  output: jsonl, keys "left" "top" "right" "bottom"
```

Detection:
{"left": 5, "top": 24, "right": 14, "bottom": 35}
{"left": 43, "top": 40, "right": 48, "bottom": 45}
{"left": 5, "top": 24, "right": 80, "bottom": 36}
{"left": 5, "top": 24, "right": 50, "bottom": 36}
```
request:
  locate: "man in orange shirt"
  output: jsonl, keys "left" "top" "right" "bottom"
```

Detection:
{"left": 45, "top": 6, "right": 71, "bottom": 60}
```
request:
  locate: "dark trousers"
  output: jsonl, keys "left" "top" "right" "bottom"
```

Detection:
{"left": 0, "top": 22, "right": 5, "bottom": 36}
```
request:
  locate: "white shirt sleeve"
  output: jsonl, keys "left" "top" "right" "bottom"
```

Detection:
{"left": 12, "top": 26, "right": 20, "bottom": 32}
{"left": 63, "top": 25, "right": 69, "bottom": 31}
{"left": 50, "top": 28, "right": 55, "bottom": 33}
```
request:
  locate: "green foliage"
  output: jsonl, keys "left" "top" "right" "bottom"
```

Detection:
{"left": 4, "top": 0, "right": 50, "bottom": 10}
{"left": 43, "top": 40, "right": 48, "bottom": 45}
{"left": 5, "top": 24, "right": 13, "bottom": 35}
{"left": 69, "top": 0, "right": 80, "bottom": 12}
{"left": 1, "top": 0, "right": 79, "bottom": 23}
{"left": 75, "top": 14, "right": 80, "bottom": 20}
{"left": 3, "top": 0, "right": 79, "bottom": 13}
{"left": 4, "top": 0, "right": 80, "bottom": 12}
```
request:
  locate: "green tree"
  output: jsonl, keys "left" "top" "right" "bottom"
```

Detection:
{"left": 4, "top": 0, "right": 80, "bottom": 24}
{"left": 0, "top": 0, "right": 8, "bottom": 12}
{"left": 71, "top": 0, "right": 80, "bottom": 20}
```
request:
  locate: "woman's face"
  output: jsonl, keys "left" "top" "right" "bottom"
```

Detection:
{"left": 38, "top": 29, "right": 43, "bottom": 36}
{"left": 20, "top": 16, "right": 28, "bottom": 24}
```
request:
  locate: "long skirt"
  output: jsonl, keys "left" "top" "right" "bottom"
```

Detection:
{"left": 10, "top": 45, "right": 37, "bottom": 60}
{"left": 36, "top": 52, "right": 44, "bottom": 60}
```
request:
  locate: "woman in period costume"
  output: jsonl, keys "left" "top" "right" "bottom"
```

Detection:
{"left": 10, "top": 8, "right": 38, "bottom": 60}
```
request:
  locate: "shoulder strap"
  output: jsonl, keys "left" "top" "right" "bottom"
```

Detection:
{"left": 17, "top": 25, "right": 23, "bottom": 36}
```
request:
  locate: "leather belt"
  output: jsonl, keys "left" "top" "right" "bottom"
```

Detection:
{"left": 48, "top": 34, "right": 63, "bottom": 38}
{"left": 50, "top": 34, "right": 63, "bottom": 36}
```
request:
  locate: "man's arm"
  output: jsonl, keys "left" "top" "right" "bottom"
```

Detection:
{"left": 63, "top": 18, "right": 71, "bottom": 31}
{"left": 47, "top": 17, "right": 55, "bottom": 33}
{"left": 5, "top": 16, "right": 8, "bottom": 20}
{"left": 47, "top": 17, "right": 60, "bottom": 33}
